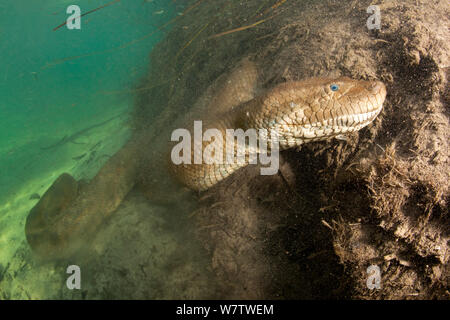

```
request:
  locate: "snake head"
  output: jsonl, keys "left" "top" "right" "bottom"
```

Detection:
{"left": 252, "top": 76, "right": 387, "bottom": 148}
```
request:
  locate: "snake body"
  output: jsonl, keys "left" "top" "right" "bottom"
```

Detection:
{"left": 25, "top": 59, "right": 386, "bottom": 258}
{"left": 170, "top": 65, "right": 386, "bottom": 191}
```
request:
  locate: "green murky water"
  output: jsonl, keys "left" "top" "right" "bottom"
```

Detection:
{"left": 0, "top": 0, "right": 215, "bottom": 299}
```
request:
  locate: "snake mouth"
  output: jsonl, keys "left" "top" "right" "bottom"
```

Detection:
{"left": 309, "top": 108, "right": 381, "bottom": 136}
{"left": 275, "top": 109, "right": 382, "bottom": 147}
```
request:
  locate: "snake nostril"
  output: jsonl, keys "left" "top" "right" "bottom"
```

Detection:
{"left": 370, "top": 81, "right": 384, "bottom": 93}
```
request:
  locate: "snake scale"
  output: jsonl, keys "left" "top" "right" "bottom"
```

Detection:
{"left": 25, "top": 59, "right": 386, "bottom": 258}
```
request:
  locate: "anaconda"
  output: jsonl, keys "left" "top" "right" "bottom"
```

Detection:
{"left": 25, "top": 59, "right": 386, "bottom": 259}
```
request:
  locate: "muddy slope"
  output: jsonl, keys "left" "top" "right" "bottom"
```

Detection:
{"left": 133, "top": 0, "right": 449, "bottom": 299}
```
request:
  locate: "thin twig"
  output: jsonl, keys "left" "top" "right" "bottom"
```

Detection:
{"left": 53, "top": 0, "right": 121, "bottom": 31}
{"left": 209, "top": 16, "right": 273, "bottom": 39}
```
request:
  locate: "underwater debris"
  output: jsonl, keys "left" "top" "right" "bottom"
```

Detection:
{"left": 208, "top": 0, "right": 288, "bottom": 40}
{"left": 72, "top": 153, "right": 87, "bottom": 161}
{"left": 43, "top": 0, "right": 204, "bottom": 69}
{"left": 0, "top": 262, "right": 9, "bottom": 283}
{"left": 174, "top": 1, "right": 230, "bottom": 62}
{"left": 29, "top": 193, "right": 40, "bottom": 200}
{"left": 83, "top": 150, "right": 97, "bottom": 165}
{"left": 118, "top": 0, "right": 205, "bottom": 50}
{"left": 40, "top": 113, "right": 122, "bottom": 150}
{"left": 264, "top": 0, "right": 288, "bottom": 14}
{"left": 90, "top": 140, "right": 103, "bottom": 151}
{"left": 209, "top": 17, "right": 272, "bottom": 39}
{"left": 25, "top": 173, "right": 80, "bottom": 258}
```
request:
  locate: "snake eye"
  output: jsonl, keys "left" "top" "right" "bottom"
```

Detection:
{"left": 330, "top": 84, "right": 339, "bottom": 91}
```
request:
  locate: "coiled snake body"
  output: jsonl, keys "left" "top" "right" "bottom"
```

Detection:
{"left": 25, "top": 59, "right": 386, "bottom": 258}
